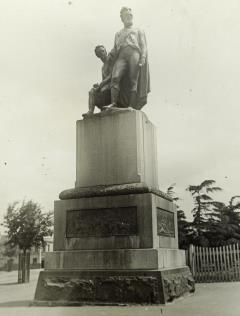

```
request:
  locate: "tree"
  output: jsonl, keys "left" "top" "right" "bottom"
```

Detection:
{"left": 2, "top": 200, "right": 53, "bottom": 282}
{"left": 177, "top": 209, "right": 195, "bottom": 249}
{"left": 186, "top": 180, "right": 222, "bottom": 246}
{"left": 208, "top": 196, "right": 240, "bottom": 246}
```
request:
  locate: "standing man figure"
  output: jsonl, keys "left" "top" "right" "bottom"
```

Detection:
{"left": 108, "top": 7, "right": 150, "bottom": 109}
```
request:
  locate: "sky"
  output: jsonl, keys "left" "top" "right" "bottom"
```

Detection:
{"left": 0, "top": 0, "right": 240, "bottom": 231}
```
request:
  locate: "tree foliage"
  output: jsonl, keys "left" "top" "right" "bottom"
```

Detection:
{"left": 186, "top": 179, "right": 222, "bottom": 227}
{"left": 167, "top": 180, "right": 240, "bottom": 248}
{"left": 186, "top": 179, "right": 222, "bottom": 246}
{"left": 186, "top": 180, "right": 240, "bottom": 247}
{"left": 206, "top": 196, "right": 240, "bottom": 246}
{"left": 177, "top": 209, "right": 194, "bottom": 249}
{"left": 3, "top": 200, "right": 53, "bottom": 254}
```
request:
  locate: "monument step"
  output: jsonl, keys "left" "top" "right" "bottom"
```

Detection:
{"left": 34, "top": 267, "right": 195, "bottom": 304}
{"left": 44, "top": 248, "right": 186, "bottom": 270}
{"left": 54, "top": 192, "right": 178, "bottom": 251}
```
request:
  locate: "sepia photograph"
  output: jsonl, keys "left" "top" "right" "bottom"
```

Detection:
{"left": 0, "top": 1, "right": 239, "bottom": 315}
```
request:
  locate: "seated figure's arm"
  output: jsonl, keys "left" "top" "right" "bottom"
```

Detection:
{"left": 98, "top": 55, "right": 114, "bottom": 90}
{"left": 98, "top": 74, "right": 111, "bottom": 89}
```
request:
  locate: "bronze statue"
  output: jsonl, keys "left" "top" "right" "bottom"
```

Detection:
{"left": 82, "top": 45, "right": 113, "bottom": 118}
{"left": 107, "top": 7, "right": 150, "bottom": 110}
{"left": 83, "top": 7, "right": 150, "bottom": 117}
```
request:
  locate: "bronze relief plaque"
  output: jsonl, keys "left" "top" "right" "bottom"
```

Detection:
{"left": 157, "top": 208, "right": 175, "bottom": 237}
{"left": 66, "top": 206, "right": 137, "bottom": 237}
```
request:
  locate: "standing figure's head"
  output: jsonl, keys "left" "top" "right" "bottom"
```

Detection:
{"left": 120, "top": 7, "right": 133, "bottom": 28}
{"left": 94, "top": 45, "right": 107, "bottom": 61}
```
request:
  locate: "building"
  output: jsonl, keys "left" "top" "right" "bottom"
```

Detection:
{"left": 0, "top": 234, "right": 53, "bottom": 271}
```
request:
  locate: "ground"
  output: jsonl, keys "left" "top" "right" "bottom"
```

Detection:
{"left": 0, "top": 269, "right": 238, "bottom": 316}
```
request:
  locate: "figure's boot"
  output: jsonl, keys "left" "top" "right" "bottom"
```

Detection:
{"left": 129, "top": 91, "right": 137, "bottom": 109}
{"left": 111, "top": 87, "right": 119, "bottom": 107}
{"left": 82, "top": 91, "right": 95, "bottom": 118}
{"left": 103, "top": 87, "right": 119, "bottom": 109}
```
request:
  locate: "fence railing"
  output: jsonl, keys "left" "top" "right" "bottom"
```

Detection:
{"left": 187, "top": 244, "right": 240, "bottom": 282}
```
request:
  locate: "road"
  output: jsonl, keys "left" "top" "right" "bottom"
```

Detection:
{"left": 0, "top": 269, "right": 239, "bottom": 316}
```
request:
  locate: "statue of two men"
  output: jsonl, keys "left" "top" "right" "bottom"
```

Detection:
{"left": 83, "top": 7, "right": 150, "bottom": 118}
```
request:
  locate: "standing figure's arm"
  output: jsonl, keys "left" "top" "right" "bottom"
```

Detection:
{"left": 138, "top": 30, "right": 147, "bottom": 67}
{"left": 108, "top": 33, "right": 118, "bottom": 62}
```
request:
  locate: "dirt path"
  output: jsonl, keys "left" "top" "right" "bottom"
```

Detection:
{"left": 0, "top": 270, "right": 238, "bottom": 316}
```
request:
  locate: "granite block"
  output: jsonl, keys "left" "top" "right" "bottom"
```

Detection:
{"left": 76, "top": 110, "right": 158, "bottom": 188}
{"left": 34, "top": 267, "right": 195, "bottom": 305}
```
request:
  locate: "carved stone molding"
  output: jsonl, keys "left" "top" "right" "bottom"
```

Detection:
{"left": 59, "top": 182, "right": 172, "bottom": 201}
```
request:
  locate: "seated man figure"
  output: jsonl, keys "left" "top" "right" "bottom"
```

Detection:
{"left": 82, "top": 45, "right": 114, "bottom": 118}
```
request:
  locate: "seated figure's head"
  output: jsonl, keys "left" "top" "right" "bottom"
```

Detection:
{"left": 120, "top": 7, "right": 133, "bottom": 27}
{"left": 95, "top": 45, "right": 107, "bottom": 60}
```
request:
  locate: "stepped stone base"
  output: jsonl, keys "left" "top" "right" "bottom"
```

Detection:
{"left": 44, "top": 248, "right": 186, "bottom": 270}
{"left": 53, "top": 192, "right": 178, "bottom": 251}
{"left": 34, "top": 110, "right": 195, "bottom": 305}
{"left": 34, "top": 267, "right": 194, "bottom": 305}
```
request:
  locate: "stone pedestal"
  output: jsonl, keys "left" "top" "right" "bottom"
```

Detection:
{"left": 75, "top": 110, "right": 158, "bottom": 188}
{"left": 34, "top": 109, "right": 194, "bottom": 305}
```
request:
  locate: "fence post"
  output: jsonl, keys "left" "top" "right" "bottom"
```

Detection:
{"left": 233, "top": 244, "right": 237, "bottom": 280}
{"left": 188, "top": 244, "right": 194, "bottom": 275}
{"left": 229, "top": 244, "right": 232, "bottom": 281}
{"left": 205, "top": 247, "right": 209, "bottom": 283}
{"left": 195, "top": 246, "right": 200, "bottom": 282}
{"left": 215, "top": 246, "right": 220, "bottom": 282}
{"left": 236, "top": 244, "right": 240, "bottom": 280}
{"left": 199, "top": 246, "right": 203, "bottom": 282}
{"left": 208, "top": 247, "right": 212, "bottom": 282}
{"left": 226, "top": 245, "right": 231, "bottom": 281}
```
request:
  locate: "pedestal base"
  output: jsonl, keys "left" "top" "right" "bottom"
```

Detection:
{"left": 44, "top": 248, "right": 186, "bottom": 270}
{"left": 53, "top": 192, "right": 178, "bottom": 251}
{"left": 34, "top": 267, "right": 194, "bottom": 305}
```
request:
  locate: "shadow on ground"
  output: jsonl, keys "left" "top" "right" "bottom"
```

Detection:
{"left": 0, "top": 300, "right": 31, "bottom": 307}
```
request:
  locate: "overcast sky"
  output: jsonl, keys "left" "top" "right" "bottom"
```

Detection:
{"left": 0, "top": 0, "right": 240, "bottom": 231}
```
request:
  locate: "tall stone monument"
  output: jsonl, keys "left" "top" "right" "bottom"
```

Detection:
{"left": 34, "top": 7, "right": 194, "bottom": 304}
{"left": 34, "top": 109, "right": 194, "bottom": 304}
